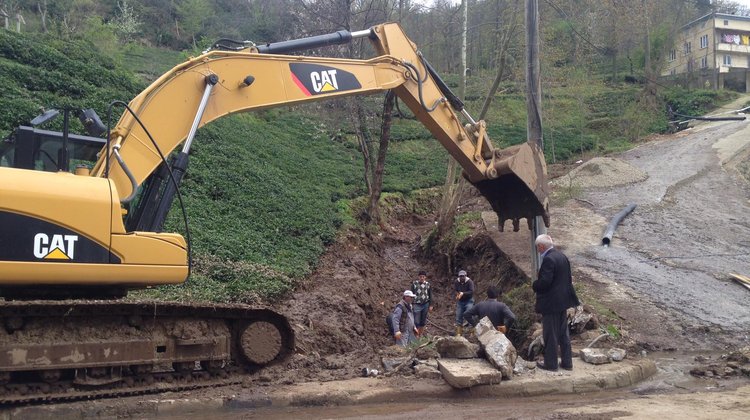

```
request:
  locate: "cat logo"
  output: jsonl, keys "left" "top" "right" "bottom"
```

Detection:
{"left": 290, "top": 63, "right": 361, "bottom": 96}
{"left": 310, "top": 70, "right": 339, "bottom": 93}
{"left": 33, "top": 233, "right": 78, "bottom": 260}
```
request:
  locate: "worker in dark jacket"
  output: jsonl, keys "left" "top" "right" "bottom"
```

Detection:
{"left": 463, "top": 285, "right": 516, "bottom": 334}
{"left": 453, "top": 270, "right": 474, "bottom": 336}
{"left": 533, "top": 234, "right": 580, "bottom": 372}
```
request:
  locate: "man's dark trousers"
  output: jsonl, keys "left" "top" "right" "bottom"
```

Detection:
{"left": 542, "top": 310, "right": 572, "bottom": 370}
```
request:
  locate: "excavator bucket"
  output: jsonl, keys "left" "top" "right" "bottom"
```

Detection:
{"left": 472, "top": 141, "right": 550, "bottom": 232}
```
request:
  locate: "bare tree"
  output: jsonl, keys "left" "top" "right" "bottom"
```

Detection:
{"left": 434, "top": 0, "right": 469, "bottom": 244}
{"left": 365, "top": 90, "right": 396, "bottom": 224}
{"left": 111, "top": 0, "right": 141, "bottom": 43}
{"left": 37, "top": 0, "right": 47, "bottom": 32}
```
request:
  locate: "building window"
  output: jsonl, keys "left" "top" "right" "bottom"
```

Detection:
{"left": 669, "top": 49, "right": 676, "bottom": 61}
{"left": 684, "top": 42, "right": 692, "bottom": 54}
{"left": 701, "top": 56, "right": 708, "bottom": 68}
{"left": 724, "top": 20, "right": 729, "bottom": 25}
{"left": 687, "top": 60, "right": 694, "bottom": 72}
{"left": 700, "top": 34, "right": 709, "bottom": 48}
{"left": 724, "top": 54, "right": 732, "bottom": 66}
{"left": 670, "top": 69, "right": 676, "bottom": 76}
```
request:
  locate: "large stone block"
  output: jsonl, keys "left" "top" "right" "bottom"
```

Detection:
{"left": 608, "top": 348, "right": 626, "bottom": 362}
{"left": 435, "top": 336, "right": 480, "bottom": 359}
{"left": 475, "top": 317, "right": 517, "bottom": 379}
{"left": 437, "top": 358, "right": 504, "bottom": 389}
{"left": 414, "top": 364, "right": 443, "bottom": 380}
{"left": 580, "top": 348, "right": 611, "bottom": 365}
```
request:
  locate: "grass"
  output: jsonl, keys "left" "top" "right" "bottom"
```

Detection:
{"left": 120, "top": 44, "right": 184, "bottom": 82}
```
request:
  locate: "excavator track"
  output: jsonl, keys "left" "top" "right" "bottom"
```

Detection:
{"left": 0, "top": 300, "right": 294, "bottom": 406}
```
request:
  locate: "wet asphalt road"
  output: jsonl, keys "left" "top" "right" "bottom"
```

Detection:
{"left": 578, "top": 120, "right": 750, "bottom": 346}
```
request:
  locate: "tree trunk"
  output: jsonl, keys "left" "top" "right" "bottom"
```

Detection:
{"left": 458, "top": 0, "right": 468, "bottom": 100}
{"left": 434, "top": 0, "right": 469, "bottom": 243}
{"left": 366, "top": 90, "right": 396, "bottom": 225}
{"left": 37, "top": 1, "right": 48, "bottom": 33}
{"left": 479, "top": 1, "right": 519, "bottom": 120}
{"left": 436, "top": 163, "right": 466, "bottom": 239}
{"left": 355, "top": 97, "right": 374, "bottom": 195}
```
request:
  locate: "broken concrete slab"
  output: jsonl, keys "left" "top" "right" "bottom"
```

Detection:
{"left": 608, "top": 348, "right": 626, "bottom": 362}
{"left": 437, "top": 358, "right": 504, "bottom": 389}
{"left": 475, "top": 317, "right": 517, "bottom": 379}
{"left": 435, "top": 336, "right": 479, "bottom": 359}
{"left": 414, "top": 364, "right": 442, "bottom": 380}
{"left": 580, "top": 348, "right": 611, "bottom": 365}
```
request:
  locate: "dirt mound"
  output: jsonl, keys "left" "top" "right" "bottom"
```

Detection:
{"left": 552, "top": 157, "right": 647, "bottom": 189}
{"left": 264, "top": 208, "right": 529, "bottom": 385}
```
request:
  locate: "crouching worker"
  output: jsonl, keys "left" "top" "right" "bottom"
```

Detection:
{"left": 463, "top": 286, "right": 516, "bottom": 334}
{"left": 389, "top": 290, "right": 418, "bottom": 346}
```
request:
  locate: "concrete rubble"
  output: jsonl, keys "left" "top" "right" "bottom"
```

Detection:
{"left": 435, "top": 336, "right": 480, "bottom": 359}
{"left": 580, "top": 348, "right": 611, "bottom": 364}
{"left": 580, "top": 347, "right": 627, "bottom": 364}
{"left": 608, "top": 348, "right": 627, "bottom": 361}
{"left": 437, "top": 358, "right": 504, "bottom": 388}
{"left": 475, "top": 317, "right": 517, "bottom": 379}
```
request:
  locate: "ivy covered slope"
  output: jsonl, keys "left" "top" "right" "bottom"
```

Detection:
{"left": 0, "top": 30, "right": 144, "bottom": 137}
{"left": 157, "top": 104, "right": 453, "bottom": 302}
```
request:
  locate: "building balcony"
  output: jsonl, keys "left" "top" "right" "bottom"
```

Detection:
{"left": 716, "top": 43, "right": 750, "bottom": 53}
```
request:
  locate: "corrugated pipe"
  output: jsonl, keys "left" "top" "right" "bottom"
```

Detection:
{"left": 602, "top": 204, "right": 636, "bottom": 247}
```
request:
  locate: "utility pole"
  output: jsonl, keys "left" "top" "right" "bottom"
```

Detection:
{"left": 459, "top": 0, "right": 468, "bottom": 100}
{"left": 526, "top": 0, "right": 546, "bottom": 279}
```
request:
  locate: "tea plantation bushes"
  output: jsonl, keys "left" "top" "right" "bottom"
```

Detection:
{"left": 0, "top": 30, "right": 143, "bottom": 137}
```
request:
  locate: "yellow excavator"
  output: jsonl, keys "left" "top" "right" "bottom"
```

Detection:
{"left": 0, "top": 23, "right": 548, "bottom": 402}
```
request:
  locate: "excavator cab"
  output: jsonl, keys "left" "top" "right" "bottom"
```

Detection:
{"left": 0, "top": 125, "right": 104, "bottom": 172}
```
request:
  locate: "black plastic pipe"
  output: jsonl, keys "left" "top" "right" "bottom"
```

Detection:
{"left": 602, "top": 204, "right": 636, "bottom": 246}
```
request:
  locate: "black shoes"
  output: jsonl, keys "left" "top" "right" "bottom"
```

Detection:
{"left": 536, "top": 361, "right": 573, "bottom": 371}
{"left": 536, "top": 361, "right": 557, "bottom": 371}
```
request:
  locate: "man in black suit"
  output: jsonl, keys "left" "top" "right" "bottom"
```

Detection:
{"left": 533, "top": 234, "right": 580, "bottom": 371}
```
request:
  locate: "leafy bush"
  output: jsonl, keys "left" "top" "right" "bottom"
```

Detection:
{"left": 0, "top": 30, "right": 143, "bottom": 138}
{"left": 504, "top": 283, "right": 537, "bottom": 337}
{"left": 663, "top": 88, "right": 737, "bottom": 117}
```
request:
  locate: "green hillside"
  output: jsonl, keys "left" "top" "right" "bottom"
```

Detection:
{"left": 0, "top": 30, "right": 144, "bottom": 137}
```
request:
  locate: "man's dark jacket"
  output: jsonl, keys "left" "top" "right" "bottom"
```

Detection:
{"left": 463, "top": 299, "right": 516, "bottom": 329}
{"left": 532, "top": 248, "right": 580, "bottom": 314}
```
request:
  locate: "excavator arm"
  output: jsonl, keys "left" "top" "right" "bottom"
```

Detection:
{"left": 92, "top": 22, "right": 548, "bottom": 231}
